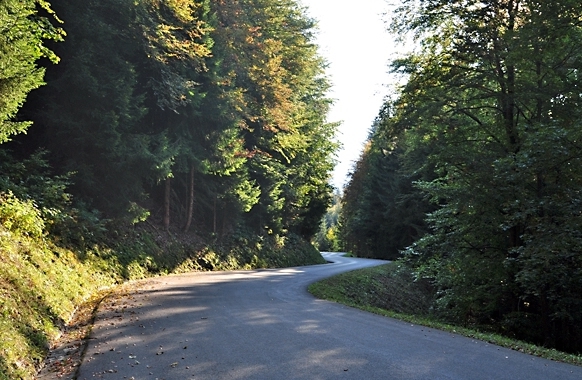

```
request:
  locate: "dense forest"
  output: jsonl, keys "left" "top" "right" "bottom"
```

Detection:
{"left": 0, "top": 0, "right": 336, "bottom": 377}
{"left": 4, "top": 0, "right": 337, "bottom": 239}
{"left": 5, "top": 0, "right": 582, "bottom": 377}
{"left": 341, "top": 0, "right": 582, "bottom": 353}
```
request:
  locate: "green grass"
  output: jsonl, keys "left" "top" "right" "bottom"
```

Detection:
{"left": 308, "top": 263, "right": 582, "bottom": 367}
{"left": 0, "top": 229, "right": 116, "bottom": 379}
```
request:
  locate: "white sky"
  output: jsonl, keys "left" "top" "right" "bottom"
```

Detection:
{"left": 300, "top": 0, "right": 397, "bottom": 190}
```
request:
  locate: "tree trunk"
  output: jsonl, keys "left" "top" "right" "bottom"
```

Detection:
{"left": 213, "top": 195, "right": 217, "bottom": 234}
{"left": 163, "top": 177, "right": 171, "bottom": 230}
{"left": 540, "top": 291, "right": 552, "bottom": 347}
{"left": 184, "top": 165, "right": 195, "bottom": 233}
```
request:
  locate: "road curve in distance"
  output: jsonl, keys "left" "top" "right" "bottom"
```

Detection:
{"left": 76, "top": 252, "right": 582, "bottom": 380}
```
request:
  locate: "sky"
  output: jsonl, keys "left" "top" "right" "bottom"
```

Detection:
{"left": 300, "top": 0, "right": 398, "bottom": 190}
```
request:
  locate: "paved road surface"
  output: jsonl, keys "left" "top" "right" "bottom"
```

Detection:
{"left": 77, "top": 252, "right": 582, "bottom": 379}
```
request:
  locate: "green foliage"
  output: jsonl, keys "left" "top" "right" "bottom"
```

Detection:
{"left": 0, "top": 196, "right": 116, "bottom": 379}
{"left": 314, "top": 191, "right": 342, "bottom": 252}
{"left": 0, "top": 192, "right": 44, "bottom": 238}
{"left": 309, "top": 263, "right": 433, "bottom": 317}
{"left": 108, "top": 227, "right": 325, "bottom": 277}
{"left": 8, "top": 0, "right": 335, "bottom": 240}
{"left": 0, "top": 0, "right": 64, "bottom": 143}
{"left": 0, "top": 150, "right": 70, "bottom": 219}
{"left": 0, "top": 149, "right": 108, "bottom": 249}
{"left": 201, "top": 230, "right": 326, "bottom": 270}
{"left": 339, "top": 0, "right": 582, "bottom": 353}
{"left": 207, "top": 0, "right": 337, "bottom": 238}
{"left": 28, "top": 0, "right": 160, "bottom": 218}
{"left": 340, "top": 114, "right": 432, "bottom": 259}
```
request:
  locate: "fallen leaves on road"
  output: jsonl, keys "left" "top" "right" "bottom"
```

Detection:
{"left": 35, "top": 290, "right": 109, "bottom": 379}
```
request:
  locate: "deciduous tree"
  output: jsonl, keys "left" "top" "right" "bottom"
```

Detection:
{"left": 389, "top": 0, "right": 582, "bottom": 351}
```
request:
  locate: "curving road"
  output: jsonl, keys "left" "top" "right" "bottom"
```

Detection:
{"left": 77, "top": 252, "right": 582, "bottom": 379}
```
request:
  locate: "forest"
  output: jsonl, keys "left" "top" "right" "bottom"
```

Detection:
{"left": 340, "top": 0, "right": 582, "bottom": 354}
{"left": 4, "top": 0, "right": 582, "bottom": 378}
{"left": 1, "top": 0, "right": 336, "bottom": 377}
{"left": 3, "top": 0, "right": 337, "bottom": 240}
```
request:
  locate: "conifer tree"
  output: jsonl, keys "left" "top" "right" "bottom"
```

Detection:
{"left": 11, "top": 0, "right": 336, "bottom": 243}
{"left": 209, "top": 0, "right": 335, "bottom": 237}
{"left": 0, "top": 0, "right": 63, "bottom": 143}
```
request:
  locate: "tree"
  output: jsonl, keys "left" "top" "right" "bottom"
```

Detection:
{"left": 19, "top": 0, "right": 214, "bottom": 222}
{"left": 390, "top": 0, "right": 582, "bottom": 351}
{"left": 340, "top": 104, "right": 431, "bottom": 260}
{"left": 315, "top": 191, "right": 342, "bottom": 252}
{"left": 10, "top": 0, "right": 336, "bottom": 247}
{"left": 209, "top": 0, "right": 336, "bottom": 238}
{"left": 0, "top": 0, "right": 63, "bottom": 143}
{"left": 26, "top": 0, "right": 156, "bottom": 219}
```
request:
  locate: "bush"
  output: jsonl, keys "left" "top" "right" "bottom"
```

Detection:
{"left": 0, "top": 192, "right": 44, "bottom": 237}
{"left": 0, "top": 150, "right": 110, "bottom": 248}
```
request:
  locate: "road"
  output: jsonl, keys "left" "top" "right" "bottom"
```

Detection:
{"left": 76, "top": 252, "right": 582, "bottom": 379}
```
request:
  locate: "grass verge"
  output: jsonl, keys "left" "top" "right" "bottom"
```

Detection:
{"left": 308, "top": 262, "right": 582, "bottom": 367}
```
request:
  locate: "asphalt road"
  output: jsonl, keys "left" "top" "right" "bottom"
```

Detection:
{"left": 77, "top": 252, "right": 582, "bottom": 379}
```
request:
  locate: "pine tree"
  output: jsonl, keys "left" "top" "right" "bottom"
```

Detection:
{"left": 11, "top": 0, "right": 336, "bottom": 244}
{"left": 0, "top": 0, "right": 63, "bottom": 143}
{"left": 209, "top": 0, "right": 336, "bottom": 238}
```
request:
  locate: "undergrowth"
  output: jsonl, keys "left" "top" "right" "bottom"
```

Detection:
{"left": 0, "top": 194, "right": 116, "bottom": 379}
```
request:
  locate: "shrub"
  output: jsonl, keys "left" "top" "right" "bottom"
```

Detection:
{"left": 0, "top": 192, "right": 44, "bottom": 237}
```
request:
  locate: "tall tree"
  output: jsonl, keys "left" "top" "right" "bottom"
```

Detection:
{"left": 28, "top": 0, "right": 155, "bottom": 219}
{"left": 390, "top": 0, "right": 582, "bottom": 351}
{"left": 340, "top": 101, "right": 432, "bottom": 260}
{"left": 20, "top": 0, "right": 214, "bottom": 221}
{"left": 0, "top": 0, "right": 63, "bottom": 143}
{"left": 209, "top": 0, "right": 336, "bottom": 238}
{"left": 11, "top": 0, "right": 335, "bottom": 245}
